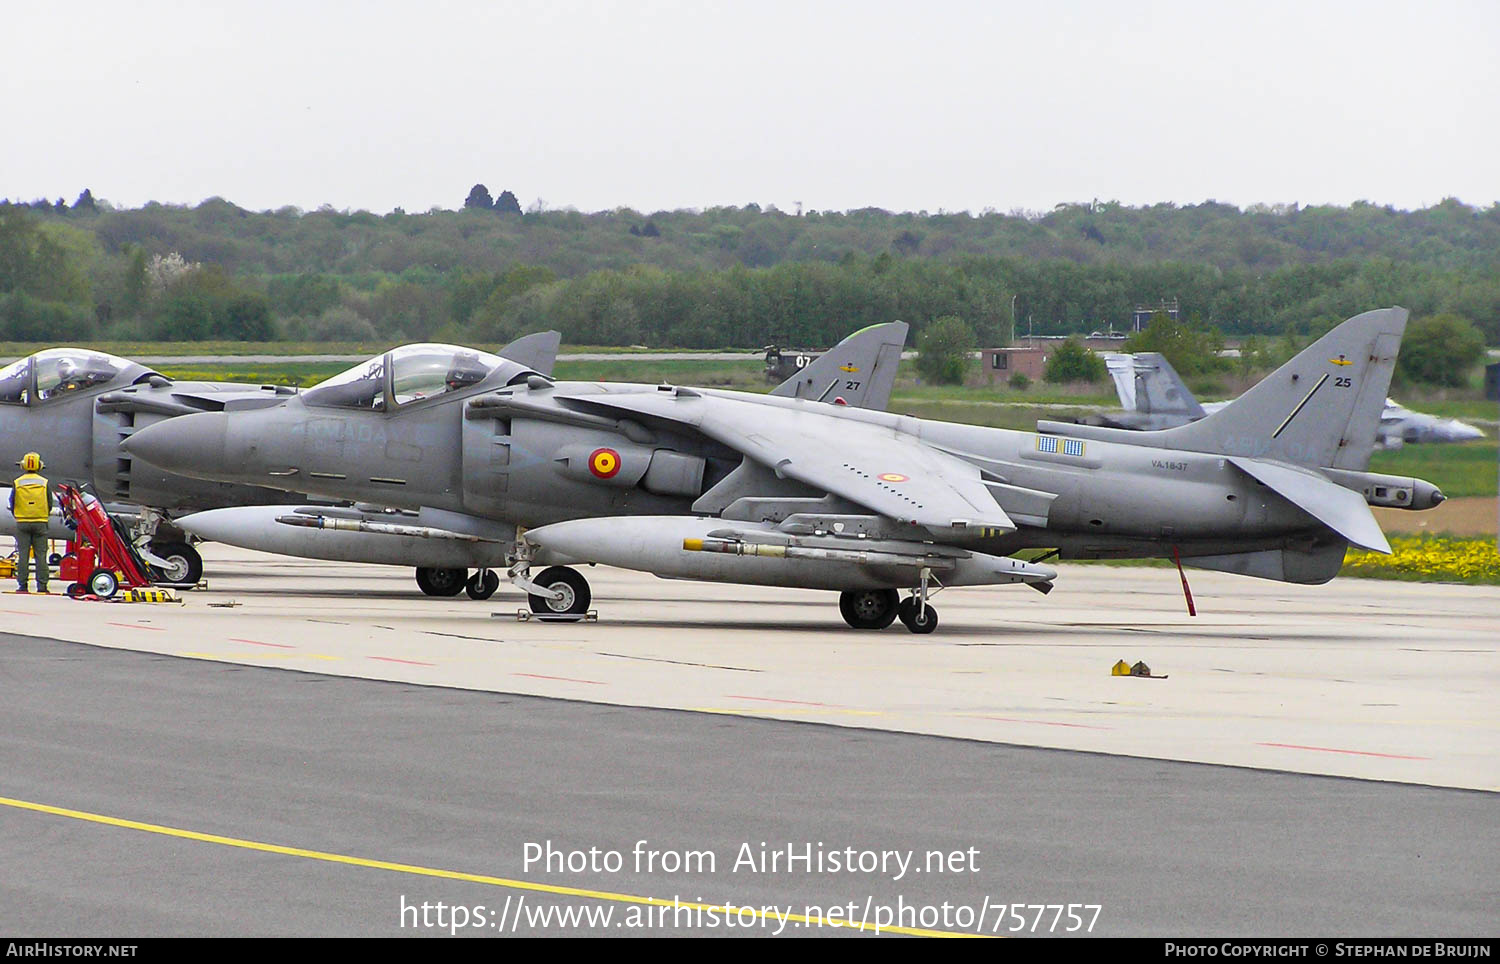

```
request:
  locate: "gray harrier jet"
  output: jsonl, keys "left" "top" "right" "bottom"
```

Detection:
{"left": 152, "top": 322, "right": 909, "bottom": 597}
{"left": 0, "top": 347, "right": 299, "bottom": 582}
{"left": 124, "top": 309, "right": 1441, "bottom": 632}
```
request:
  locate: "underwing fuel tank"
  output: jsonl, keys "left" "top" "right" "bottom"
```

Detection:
{"left": 175, "top": 506, "right": 514, "bottom": 568}
{"left": 525, "top": 516, "right": 1056, "bottom": 592}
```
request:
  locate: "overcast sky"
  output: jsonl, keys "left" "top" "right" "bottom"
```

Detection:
{"left": 4, "top": 1, "right": 1496, "bottom": 215}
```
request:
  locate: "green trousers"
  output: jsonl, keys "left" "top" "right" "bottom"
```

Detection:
{"left": 15, "top": 522, "right": 49, "bottom": 591}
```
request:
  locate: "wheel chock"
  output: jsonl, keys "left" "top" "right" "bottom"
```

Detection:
{"left": 119, "top": 587, "right": 180, "bottom": 604}
{"left": 1112, "top": 659, "right": 1167, "bottom": 679}
{"left": 154, "top": 579, "right": 207, "bottom": 591}
{"left": 506, "top": 609, "right": 599, "bottom": 623}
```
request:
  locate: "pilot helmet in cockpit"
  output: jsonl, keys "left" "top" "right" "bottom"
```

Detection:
{"left": 444, "top": 352, "right": 490, "bottom": 391}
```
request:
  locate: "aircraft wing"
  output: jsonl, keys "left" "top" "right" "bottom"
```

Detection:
{"left": 564, "top": 390, "right": 1015, "bottom": 535}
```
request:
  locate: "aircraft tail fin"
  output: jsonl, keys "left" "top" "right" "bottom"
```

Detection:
{"left": 1132, "top": 353, "right": 1206, "bottom": 417}
{"left": 1154, "top": 307, "right": 1408, "bottom": 470}
{"left": 1102, "top": 354, "right": 1140, "bottom": 411}
{"left": 771, "top": 321, "right": 908, "bottom": 410}
{"left": 498, "top": 330, "right": 562, "bottom": 377}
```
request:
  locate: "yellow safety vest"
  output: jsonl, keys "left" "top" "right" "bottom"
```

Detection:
{"left": 12, "top": 472, "right": 51, "bottom": 523}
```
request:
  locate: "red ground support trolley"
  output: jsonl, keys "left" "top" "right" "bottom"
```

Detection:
{"left": 55, "top": 483, "right": 155, "bottom": 599}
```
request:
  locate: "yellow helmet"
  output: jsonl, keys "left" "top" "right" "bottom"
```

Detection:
{"left": 19, "top": 452, "right": 43, "bottom": 472}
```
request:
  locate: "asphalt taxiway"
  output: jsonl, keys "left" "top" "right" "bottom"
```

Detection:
{"left": 8, "top": 547, "right": 1498, "bottom": 789}
{"left": 1, "top": 633, "right": 1496, "bottom": 936}
{"left": 1, "top": 548, "right": 1496, "bottom": 935}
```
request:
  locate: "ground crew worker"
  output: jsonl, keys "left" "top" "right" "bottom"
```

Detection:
{"left": 9, "top": 452, "right": 55, "bottom": 594}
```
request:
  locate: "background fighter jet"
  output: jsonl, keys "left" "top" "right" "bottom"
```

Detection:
{"left": 1090, "top": 351, "right": 1486, "bottom": 447}
{"left": 0, "top": 347, "right": 301, "bottom": 582}
{"left": 1084, "top": 352, "right": 1208, "bottom": 430}
{"left": 1373, "top": 397, "right": 1486, "bottom": 448}
{"left": 126, "top": 309, "right": 1441, "bottom": 633}
{"left": 0, "top": 333, "right": 562, "bottom": 584}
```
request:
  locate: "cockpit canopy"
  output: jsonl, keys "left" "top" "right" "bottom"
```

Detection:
{"left": 0, "top": 348, "right": 154, "bottom": 405}
{"left": 302, "top": 343, "right": 538, "bottom": 411}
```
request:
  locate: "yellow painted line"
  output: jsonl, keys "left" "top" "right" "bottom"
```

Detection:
{"left": 0, "top": 794, "right": 982, "bottom": 938}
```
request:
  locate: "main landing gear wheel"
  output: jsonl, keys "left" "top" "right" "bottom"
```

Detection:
{"left": 415, "top": 566, "right": 468, "bottom": 597}
{"left": 838, "top": 589, "right": 900, "bottom": 630}
{"left": 149, "top": 540, "right": 202, "bottom": 585}
{"left": 897, "top": 596, "right": 939, "bottom": 634}
{"left": 526, "top": 566, "right": 591, "bottom": 618}
{"left": 88, "top": 567, "right": 120, "bottom": 600}
{"left": 465, "top": 568, "right": 501, "bottom": 600}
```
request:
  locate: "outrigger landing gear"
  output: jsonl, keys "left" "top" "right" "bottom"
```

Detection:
{"left": 465, "top": 568, "right": 501, "bottom": 600}
{"left": 838, "top": 589, "right": 900, "bottom": 630}
{"left": 897, "top": 596, "right": 938, "bottom": 634}
{"left": 897, "top": 566, "right": 939, "bottom": 634}
{"left": 838, "top": 571, "right": 940, "bottom": 633}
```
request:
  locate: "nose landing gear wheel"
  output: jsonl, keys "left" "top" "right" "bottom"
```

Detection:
{"left": 148, "top": 540, "right": 202, "bottom": 585}
{"left": 526, "top": 566, "right": 591, "bottom": 618}
{"left": 897, "top": 596, "right": 938, "bottom": 634}
{"left": 838, "top": 588, "right": 900, "bottom": 629}
{"left": 415, "top": 566, "right": 469, "bottom": 597}
{"left": 465, "top": 568, "right": 501, "bottom": 600}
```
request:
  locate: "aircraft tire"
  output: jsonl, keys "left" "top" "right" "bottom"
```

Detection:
{"left": 838, "top": 589, "right": 900, "bottom": 629}
{"left": 149, "top": 540, "right": 202, "bottom": 585}
{"left": 465, "top": 569, "right": 500, "bottom": 601}
{"left": 415, "top": 567, "right": 468, "bottom": 597}
{"left": 897, "top": 597, "right": 939, "bottom": 634}
{"left": 527, "top": 566, "right": 591, "bottom": 617}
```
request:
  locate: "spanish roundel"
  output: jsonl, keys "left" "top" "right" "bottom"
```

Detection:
{"left": 589, "top": 447, "right": 622, "bottom": 479}
{"left": 879, "top": 473, "right": 909, "bottom": 483}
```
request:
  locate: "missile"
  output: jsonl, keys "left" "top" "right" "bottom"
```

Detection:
{"left": 682, "top": 537, "right": 958, "bottom": 569}
{"left": 525, "top": 515, "right": 1056, "bottom": 592}
{"left": 176, "top": 505, "right": 511, "bottom": 568}
{"left": 275, "top": 513, "right": 501, "bottom": 542}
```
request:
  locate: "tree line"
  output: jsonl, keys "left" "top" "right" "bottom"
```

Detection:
{"left": 2, "top": 195, "right": 1497, "bottom": 374}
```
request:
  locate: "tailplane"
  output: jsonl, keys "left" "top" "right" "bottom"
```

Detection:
{"left": 771, "top": 321, "right": 908, "bottom": 410}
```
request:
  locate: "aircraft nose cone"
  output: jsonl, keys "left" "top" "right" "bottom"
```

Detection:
{"left": 122, "top": 411, "right": 228, "bottom": 475}
{"left": 1430, "top": 489, "right": 1446, "bottom": 506}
